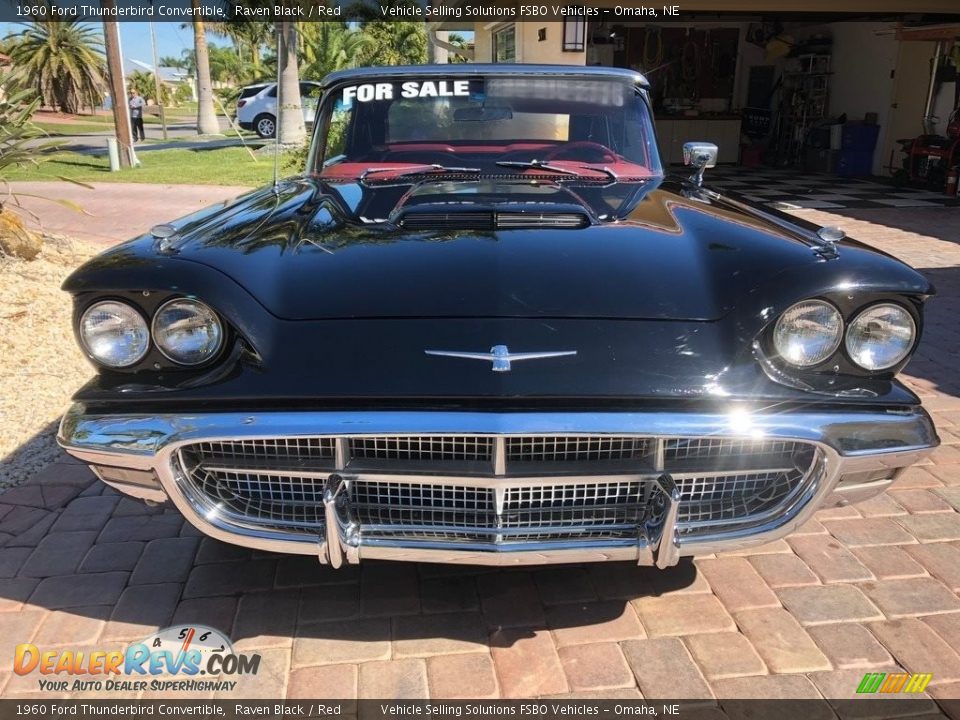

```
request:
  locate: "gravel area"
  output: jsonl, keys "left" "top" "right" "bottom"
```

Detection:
{"left": 0, "top": 235, "right": 99, "bottom": 489}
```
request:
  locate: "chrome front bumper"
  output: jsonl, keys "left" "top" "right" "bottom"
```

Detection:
{"left": 57, "top": 404, "right": 938, "bottom": 567}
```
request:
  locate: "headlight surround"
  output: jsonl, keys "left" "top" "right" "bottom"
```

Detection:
{"left": 845, "top": 303, "right": 916, "bottom": 371}
{"left": 79, "top": 301, "right": 150, "bottom": 368}
{"left": 773, "top": 300, "right": 843, "bottom": 368}
{"left": 151, "top": 298, "right": 223, "bottom": 366}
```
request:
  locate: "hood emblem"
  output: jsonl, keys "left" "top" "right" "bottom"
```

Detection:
{"left": 425, "top": 345, "right": 576, "bottom": 373}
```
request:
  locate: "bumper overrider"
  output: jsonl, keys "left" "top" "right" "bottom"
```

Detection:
{"left": 57, "top": 405, "right": 938, "bottom": 568}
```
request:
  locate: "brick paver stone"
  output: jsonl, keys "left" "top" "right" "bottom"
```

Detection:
{"left": 0, "top": 577, "right": 38, "bottom": 612}
{"left": 20, "top": 530, "right": 97, "bottom": 578}
{"left": 922, "top": 611, "right": 960, "bottom": 650}
{"left": 359, "top": 563, "right": 420, "bottom": 618}
{"left": 896, "top": 512, "right": 960, "bottom": 542}
{"left": 534, "top": 567, "right": 599, "bottom": 605}
{"left": 426, "top": 653, "right": 499, "bottom": 699}
{"left": 298, "top": 584, "right": 360, "bottom": 623}
{"left": 78, "top": 541, "right": 144, "bottom": 573}
{"left": 0, "top": 610, "right": 46, "bottom": 659}
{"left": 218, "top": 647, "right": 290, "bottom": 700}
{"left": 859, "top": 577, "right": 960, "bottom": 618}
{"left": 287, "top": 664, "right": 358, "bottom": 702}
{"left": 50, "top": 495, "right": 119, "bottom": 532}
{"left": 694, "top": 557, "right": 780, "bottom": 611}
{"left": 776, "top": 584, "right": 883, "bottom": 625}
{"left": 851, "top": 545, "right": 927, "bottom": 580}
{"left": 631, "top": 593, "right": 735, "bottom": 637}
{"left": 28, "top": 571, "right": 128, "bottom": 609}
{"left": 787, "top": 534, "right": 874, "bottom": 583}
{"left": 292, "top": 619, "right": 391, "bottom": 667}
{"left": 854, "top": 492, "right": 907, "bottom": 517}
{"left": 557, "top": 642, "right": 635, "bottom": 692}
{"left": 711, "top": 674, "right": 825, "bottom": 699}
{"left": 129, "top": 537, "right": 199, "bottom": 585}
{"left": 393, "top": 612, "right": 488, "bottom": 657}
{"left": 806, "top": 623, "right": 892, "bottom": 669}
{"left": 182, "top": 559, "right": 276, "bottom": 598}
{"left": 822, "top": 518, "right": 916, "bottom": 547}
{"left": 102, "top": 582, "right": 182, "bottom": 641}
{"left": 419, "top": 575, "right": 480, "bottom": 614}
{"left": 478, "top": 571, "right": 545, "bottom": 628}
{"left": 747, "top": 553, "right": 819, "bottom": 588}
{"left": 232, "top": 589, "right": 299, "bottom": 651}
{"left": 0, "top": 547, "right": 31, "bottom": 578}
{"left": 683, "top": 631, "right": 767, "bottom": 680}
{"left": 490, "top": 628, "right": 568, "bottom": 698}
{"left": 733, "top": 608, "right": 831, "bottom": 673}
{"left": 31, "top": 606, "right": 110, "bottom": 646}
{"left": 889, "top": 489, "right": 953, "bottom": 514}
{"left": 621, "top": 637, "right": 712, "bottom": 700}
{"left": 172, "top": 596, "right": 237, "bottom": 632}
{"left": 903, "top": 543, "right": 960, "bottom": 591}
{"left": 546, "top": 600, "right": 645, "bottom": 647}
{"left": 358, "top": 658, "right": 429, "bottom": 700}
{"left": 869, "top": 618, "right": 960, "bottom": 683}
{"left": 97, "top": 515, "right": 183, "bottom": 543}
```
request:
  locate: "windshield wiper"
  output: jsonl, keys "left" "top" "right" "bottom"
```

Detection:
{"left": 360, "top": 164, "right": 481, "bottom": 183}
{"left": 495, "top": 159, "right": 578, "bottom": 176}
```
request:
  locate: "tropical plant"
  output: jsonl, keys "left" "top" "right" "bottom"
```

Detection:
{"left": 191, "top": 2, "right": 219, "bottom": 135}
{"left": 159, "top": 55, "right": 190, "bottom": 70}
{"left": 356, "top": 21, "right": 427, "bottom": 67}
{"left": 5, "top": 20, "right": 107, "bottom": 114}
{"left": 126, "top": 70, "right": 171, "bottom": 106}
{"left": 299, "top": 22, "right": 373, "bottom": 79}
{"left": 207, "top": 43, "right": 255, "bottom": 85}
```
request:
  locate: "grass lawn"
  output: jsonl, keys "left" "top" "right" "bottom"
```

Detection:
{"left": 33, "top": 122, "right": 111, "bottom": 136}
{"left": 5, "top": 147, "right": 278, "bottom": 186}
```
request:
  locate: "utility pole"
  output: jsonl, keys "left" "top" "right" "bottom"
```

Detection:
{"left": 148, "top": 9, "right": 168, "bottom": 140}
{"left": 101, "top": 5, "right": 132, "bottom": 168}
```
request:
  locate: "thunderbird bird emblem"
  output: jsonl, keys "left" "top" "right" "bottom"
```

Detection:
{"left": 425, "top": 345, "right": 577, "bottom": 372}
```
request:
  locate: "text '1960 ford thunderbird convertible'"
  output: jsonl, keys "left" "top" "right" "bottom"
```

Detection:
{"left": 58, "top": 65, "right": 939, "bottom": 569}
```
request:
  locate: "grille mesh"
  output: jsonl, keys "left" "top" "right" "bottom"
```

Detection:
{"left": 177, "top": 434, "right": 818, "bottom": 542}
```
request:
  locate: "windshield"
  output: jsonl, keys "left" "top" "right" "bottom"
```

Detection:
{"left": 312, "top": 75, "right": 662, "bottom": 182}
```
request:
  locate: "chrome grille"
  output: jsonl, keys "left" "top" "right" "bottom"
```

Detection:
{"left": 350, "top": 436, "right": 493, "bottom": 463}
{"left": 176, "top": 434, "right": 819, "bottom": 543}
{"left": 506, "top": 436, "right": 652, "bottom": 463}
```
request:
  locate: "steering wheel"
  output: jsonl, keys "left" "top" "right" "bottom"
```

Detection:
{"left": 543, "top": 141, "right": 617, "bottom": 163}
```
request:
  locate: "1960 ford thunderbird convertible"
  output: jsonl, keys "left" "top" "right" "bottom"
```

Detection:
{"left": 59, "top": 64, "right": 939, "bottom": 568}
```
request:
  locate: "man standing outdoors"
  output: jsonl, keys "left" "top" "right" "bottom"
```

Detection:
{"left": 128, "top": 89, "right": 146, "bottom": 142}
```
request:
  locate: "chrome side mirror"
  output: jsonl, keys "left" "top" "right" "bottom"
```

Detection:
{"left": 683, "top": 142, "right": 718, "bottom": 187}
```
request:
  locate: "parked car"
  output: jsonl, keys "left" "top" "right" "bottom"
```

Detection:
{"left": 236, "top": 80, "right": 321, "bottom": 138}
{"left": 60, "top": 65, "right": 938, "bottom": 570}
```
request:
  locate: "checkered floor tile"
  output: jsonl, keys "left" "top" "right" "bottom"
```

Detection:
{"left": 700, "top": 166, "right": 959, "bottom": 210}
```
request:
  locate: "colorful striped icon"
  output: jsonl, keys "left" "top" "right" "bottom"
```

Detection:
{"left": 857, "top": 672, "right": 933, "bottom": 694}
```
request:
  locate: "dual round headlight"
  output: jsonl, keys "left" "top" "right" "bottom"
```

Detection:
{"left": 773, "top": 300, "right": 915, "bottom": 371}
{"left": 80, "top": 298, "right": 222, "bottom": 369}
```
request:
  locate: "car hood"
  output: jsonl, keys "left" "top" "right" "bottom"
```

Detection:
{"left": 145, "top": 176, "right": 828, "bottom": 321}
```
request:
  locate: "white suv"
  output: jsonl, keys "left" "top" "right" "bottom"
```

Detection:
{"left": 236, "top": 81, "right": 321, "bottom": 138}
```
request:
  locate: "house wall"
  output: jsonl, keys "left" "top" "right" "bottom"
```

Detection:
{"left": 473, "top": 22, "right": 585, "bottom": 65}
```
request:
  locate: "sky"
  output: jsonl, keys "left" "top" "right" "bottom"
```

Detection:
{"left": 0, "top": 21, "right": 233, "bottom": 73}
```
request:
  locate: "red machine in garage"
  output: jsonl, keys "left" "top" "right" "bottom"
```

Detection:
{"left": 893, "top": 107, "right": 960, "bottom": 190}
{"left": 889, "top": 27, "right": 960, "bottom": 194}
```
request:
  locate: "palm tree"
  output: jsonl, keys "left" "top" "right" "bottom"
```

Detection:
{"left": 357, "top": 21, "right": 427, "bottom": 67}
{"left": 6, "top": 20, "right": 107, "bottom": 114}
{"left": 275, "top": 21, "right": 304, "bottom": 145}
{"left": 299, "top": 22, "right": 372, "bottom": 79}
{"left": 191, "top": 0, "right": 219, "bottom": 135}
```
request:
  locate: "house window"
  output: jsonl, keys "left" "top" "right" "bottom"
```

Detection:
{"left": 493, "top": 25, "right": 516, "bottom": 63}
{"left": 563, "top": 15, "right": 586, "bottom": 52}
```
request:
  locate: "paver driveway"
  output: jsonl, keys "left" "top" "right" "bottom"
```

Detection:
{"left": 1, "top": 206, "right": 959, "bottom": 715}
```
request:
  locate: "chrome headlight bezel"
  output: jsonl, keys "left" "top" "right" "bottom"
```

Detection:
{"left": 151, "top": 298, "right": 224, "bottom": 367}
{"left": 772, "top": 299, "right": 844, "bottom": 368}
{"left": 79, "top": 300, "right": 151, "bottom": 369}
{"left": 845, "top": 302, "right": 917, "bottom": 372}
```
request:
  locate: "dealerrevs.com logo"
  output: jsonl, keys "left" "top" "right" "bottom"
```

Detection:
{"left": 13, "top": 625, "right": 261, "bottom": 694}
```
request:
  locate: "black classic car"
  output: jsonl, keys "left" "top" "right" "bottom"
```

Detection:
{"left": 59, "top": 65, "right": 939, "bottom": 569}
